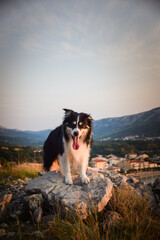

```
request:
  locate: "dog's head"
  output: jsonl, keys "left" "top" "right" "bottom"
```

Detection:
{"left": 62, "top": 109, "right": 93, "bottom": 150}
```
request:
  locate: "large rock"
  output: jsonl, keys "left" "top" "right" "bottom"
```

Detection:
{"left": 25, "top": 171, "right": 113, "bottom": 219}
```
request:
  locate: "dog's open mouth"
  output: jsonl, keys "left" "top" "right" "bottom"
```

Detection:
{"left": 72, "top": 136, "right": 80, "bottom": 150}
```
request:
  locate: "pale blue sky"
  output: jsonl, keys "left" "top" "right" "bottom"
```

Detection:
{"left": 0, "top": 0, "right": 160, "bottom": 130}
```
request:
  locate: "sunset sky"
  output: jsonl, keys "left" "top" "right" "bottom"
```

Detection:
{"left": 0, "top": 0, "right": 160, "bottom": 130}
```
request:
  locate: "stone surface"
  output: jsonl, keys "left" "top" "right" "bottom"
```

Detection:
{"left": 24, "top": 194, "right": 43, "bottom": 211}
{"left": 25, "top": 171, "right": 113, "bottom": 219}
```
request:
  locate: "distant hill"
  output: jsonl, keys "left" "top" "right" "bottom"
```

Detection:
{"left": 0, "top": 107, "right": 160, "bottom": 145}
{"left": 0, "top": 128, "right": 51, "bottom": 146}
{"left": 94, "top": 107, "right": 160, "bottom": 140}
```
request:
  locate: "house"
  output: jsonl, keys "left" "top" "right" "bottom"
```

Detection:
{"left": 1, "top": 147, "right": 9, "bottom": 150}
{"left": 118, "top": 159, "right": 158, "bottom": 171}
{"left": 137, "top": 154, "right": 149, "bottom": 160}
{"left": 143, "top": 161, "right": 149, "bottom": 168}
{"left": 33, "top": 150, "right": 42, "bottom": 153}
{"left": 106, "top": 154, "right": 120, "bottom": 166}
{"left": 91, "top": 156, "right": 108, "bottom": 169}
{"left": 149, "top": 163, "right": 157, "bottom": 168}
{"left": 108, "top": 165, "right": 120, "bottom": 173}
{"left": 125, "top": 153, "right": 137, "bottom": 160}
{"left": 14, "top": 148, "right": 20, "bottom": 151}
{"left": 118, "top": 159, "right": 143, "bottom": 170}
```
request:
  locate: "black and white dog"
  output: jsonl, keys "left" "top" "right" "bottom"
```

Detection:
{"left": 43, "top": 109, "right": 93, "bottom": 184}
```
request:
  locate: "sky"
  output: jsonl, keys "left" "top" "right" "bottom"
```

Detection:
{"left": 0, "top": 0, "right": 160, "bottom": 131}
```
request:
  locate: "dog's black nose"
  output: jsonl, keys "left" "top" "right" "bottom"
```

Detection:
{"left": 74, "top": 131, "right": 79, "bottom": 137}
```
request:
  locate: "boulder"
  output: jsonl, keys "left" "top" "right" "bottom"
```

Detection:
{"left": 25, "top": 171, "right": 113, "bottom": 219}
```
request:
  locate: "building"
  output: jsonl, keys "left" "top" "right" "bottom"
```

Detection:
{"left": 137, "top": 154, "right": 149, "bottom": 160}
{"left": 149, "top": 163, "right": 158, "bottom": 168}
{"left": 125, "top": 153, "right": 137, "bottom": 160}
{"left": 108, "top": 165, "right": 120, "bottom": 173}
{"left": 91, "top": 156, "right": 108, "bottom": 169}
{"left": 106, "top": 154, "right": 120, "bottom": 166}
{"left": 1, "top": 147, "right": 9, "bottom": 150}
{"left": 118, "top": 159, "right": 158, "bottom": 171}
{"left": 14, "top": 148, "right": 20, "bottom": 151}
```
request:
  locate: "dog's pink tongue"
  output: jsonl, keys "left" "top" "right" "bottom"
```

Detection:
{"left": 73, "top": 136, "right": 80, "bottom": 150}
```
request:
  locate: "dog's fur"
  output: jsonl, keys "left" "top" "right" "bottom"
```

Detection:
{"left": 43, "top": 109, "right": 93, "bottom": 184}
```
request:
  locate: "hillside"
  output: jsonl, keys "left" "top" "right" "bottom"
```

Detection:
{"left": 0, "top": 107, "right": 160, "bottom": 145}
{"left": 0, "top": 128, "right": 51, "bottom": 146}
{"left": 94, "top": 107, "right": 160, "bottom": 139}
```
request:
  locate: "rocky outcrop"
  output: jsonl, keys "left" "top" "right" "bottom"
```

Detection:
{"left": 1, "top": 171, "right": 160, "bottom": 228}
{"left": 25, "top": 171, "right": 113, "bottom": 219}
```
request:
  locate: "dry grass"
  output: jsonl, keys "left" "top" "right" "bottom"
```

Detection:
{"left": 0, "top": 163, "right": 43, "bottom": 184}
{"left": 44, "top": 186, "right": 160, "bottom": 240}
{"left": 105, "top": 186, "right": 160, "bottom": 240}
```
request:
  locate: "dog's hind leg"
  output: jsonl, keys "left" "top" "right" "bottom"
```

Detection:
{"left": 49, "top": 159, "right": 60, "bottom": 172}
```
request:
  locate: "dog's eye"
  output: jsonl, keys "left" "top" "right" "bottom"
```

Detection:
{"left": 73, "top": 121, "right": 76, "bottom": 125}
{"left": 79, "top": 122, "right": 84, "bottom": 127}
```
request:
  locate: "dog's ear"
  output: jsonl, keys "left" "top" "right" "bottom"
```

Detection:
{"left": 87, "top": 115, "right": 93, "bottom": 121}
{"left": 63, "top": 108, "right": 73, "bottom": 117}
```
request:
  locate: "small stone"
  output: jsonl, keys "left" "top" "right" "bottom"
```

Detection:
{"left": 7, "top": 176, "right": 13, "bottom": 181}
{"left": 38, "top": 172, "right": 45, "bottom": 176}
{"left": 24, "top": 177, "right": 30, "bottom": 183}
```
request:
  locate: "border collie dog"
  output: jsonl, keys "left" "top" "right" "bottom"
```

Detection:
{"left": 43, "top": 109, "right": 93, "bottom": 185}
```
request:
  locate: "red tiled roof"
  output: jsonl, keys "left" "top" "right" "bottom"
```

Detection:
{"left": 92, "top": 159, "right": 106, "bottom": 163}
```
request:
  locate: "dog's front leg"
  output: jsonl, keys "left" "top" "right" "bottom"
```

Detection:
{"left": 63, "top": 155, "right": 73, "bottom": 185}
{"left": 80, "top": 158, "right": 90, "bottom": 184}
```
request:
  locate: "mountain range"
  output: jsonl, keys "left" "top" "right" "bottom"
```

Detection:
{"left": 0, "top": 107, "right": 160, "bottom": 145}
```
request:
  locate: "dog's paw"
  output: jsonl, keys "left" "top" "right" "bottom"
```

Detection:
{"left": 65, "top": 176, "right": 73, "bottom": 185}
{"left": 81, "top": 176, "right": 90, "bottom": 184}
